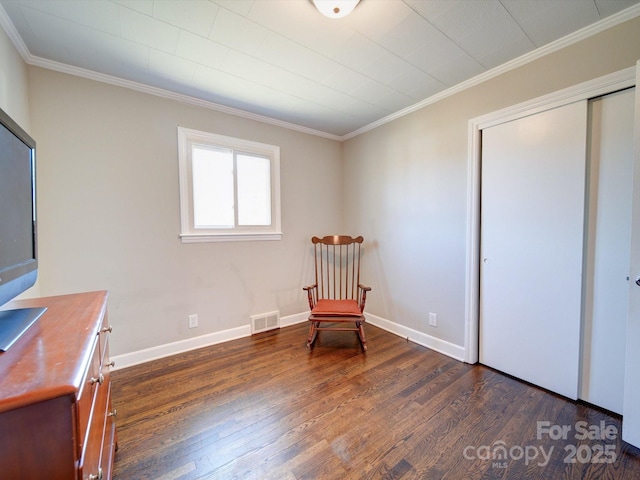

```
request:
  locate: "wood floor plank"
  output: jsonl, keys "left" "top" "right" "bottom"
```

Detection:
{"left": 112, "top": 323, "right": 640, "bottom": 479}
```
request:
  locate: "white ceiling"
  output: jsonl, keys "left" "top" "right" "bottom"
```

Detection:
{"left": 1, "top": 0, "right": 639, "bottom": 138}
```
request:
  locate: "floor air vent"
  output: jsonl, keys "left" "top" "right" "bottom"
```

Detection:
{"left": 251, "top": 311, "right": 280, "bottom": 334}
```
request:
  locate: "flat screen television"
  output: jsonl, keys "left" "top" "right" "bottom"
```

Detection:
{"left": 0, "top": 106, "right": 45, "bottom": 352}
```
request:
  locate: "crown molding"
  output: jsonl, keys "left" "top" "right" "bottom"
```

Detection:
{"left": 0, "top": 3, "right": 29, "bottom": 59}
{"left": 29, "top": 56, "right": 344, "bottom": 141}
{"left": 341, "top": 2, "right": 640, "bottom": 140}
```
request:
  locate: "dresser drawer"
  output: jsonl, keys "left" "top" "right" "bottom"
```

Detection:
{"left": 79, "top": 371, "right": 109, "bottom": 480}
{"left": 76, "top": 334, "right": 101, "bottom": 452}
{"left": 101, "top": 382, "right": 117, "bottom": 480}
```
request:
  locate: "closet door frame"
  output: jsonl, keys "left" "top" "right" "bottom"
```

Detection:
{"left": 464, "top": 66, "right": 636, "bottom": 364}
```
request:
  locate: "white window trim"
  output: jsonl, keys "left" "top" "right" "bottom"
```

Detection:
{"left": 177, "top": 127, "right": 282, "bottom": 243}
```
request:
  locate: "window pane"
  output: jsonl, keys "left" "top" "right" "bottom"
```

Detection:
{"left": 237, "top": 154, "right": 271, "bottom": 226}
{"left": 192, "top": 146, "right": 234, "bottom": 228}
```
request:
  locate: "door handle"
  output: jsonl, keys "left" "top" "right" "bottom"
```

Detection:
{"left": 636, "top": 276, "right": 640, "bottom": 287}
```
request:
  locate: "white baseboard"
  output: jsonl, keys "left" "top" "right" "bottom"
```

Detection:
{"left": 111, "top": 324, "right": 250, "bottom": 370}
{"left": 111, "top": 311, "right": 465, "bottom": 370}
{"left": 280, "top": 311, "right": 308, "bottom": 327}
{"left": 112, "top": 311, "right": 308, "bottom": 370}
{"left": 366, "top": 313, "right": 466, "bottom": 362}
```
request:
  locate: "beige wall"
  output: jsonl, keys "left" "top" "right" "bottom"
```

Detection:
{"left": 28, "top": 68, "right": 343, "bottom": 356}
{"left": 343, "top": 16, "right": 640, "bottom": 348}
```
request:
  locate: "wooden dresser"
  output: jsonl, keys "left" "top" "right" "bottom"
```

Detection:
{"left": 0, "top": 291, "right": 117, "bottom": 480}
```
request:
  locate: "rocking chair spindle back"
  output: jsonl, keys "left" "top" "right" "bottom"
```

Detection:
{"left": 313, "top": 235, "right": 362, "bottom": 301}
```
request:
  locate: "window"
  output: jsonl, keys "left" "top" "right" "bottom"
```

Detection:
{"left": 177, "top": 127, "right": 281, "bottom": 242}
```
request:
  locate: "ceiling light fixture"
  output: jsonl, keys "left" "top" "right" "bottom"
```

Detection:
{"left": 312, "top": 0, "right": 360, "bottom": 19}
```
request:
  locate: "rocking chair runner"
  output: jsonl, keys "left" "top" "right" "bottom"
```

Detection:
{"left": 303, "top": 235, "right": 371, "bottom": 350}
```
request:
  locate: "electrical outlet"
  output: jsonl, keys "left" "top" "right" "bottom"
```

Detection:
{"left": 188, "top": 314, "right": 198, "bottom": 329}
{"left": 429, "top": 312, "right": 437, "bottom": 327}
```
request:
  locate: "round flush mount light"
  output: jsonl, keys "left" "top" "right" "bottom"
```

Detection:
{"left": 312, "top": 0, "right": 360, "bottom": 19}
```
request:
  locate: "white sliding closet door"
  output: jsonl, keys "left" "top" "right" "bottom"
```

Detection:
{"left": 480, "top": 101, "right": 588, "bottom": 400}
{"left": 581, "top": 88, "right": 634, "bottom": 414}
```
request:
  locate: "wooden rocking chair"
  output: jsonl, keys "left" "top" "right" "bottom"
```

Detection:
{"left": 303, "top": 235, "right": 371, "bottom": 351}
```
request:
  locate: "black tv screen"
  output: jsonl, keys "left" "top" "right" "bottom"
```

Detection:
{"left": 0, "top": 106, "right": 44, "bottom": 351}
{"left": 0, "top": 119, "right": 34, "bottom": 270}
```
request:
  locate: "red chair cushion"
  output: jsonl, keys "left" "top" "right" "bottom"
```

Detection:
{"left": 312, "top": 299, "right": 362, "bottom": 316}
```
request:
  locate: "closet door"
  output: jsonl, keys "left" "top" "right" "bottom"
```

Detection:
{"left": 480, "top": 101, "right": 588, "bottom": 399}
{"left": 581, "top": 88, "right": 634, "bottom": 414}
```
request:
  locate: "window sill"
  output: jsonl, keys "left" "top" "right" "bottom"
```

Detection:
{"left": 180, "top": 232, "right": 283, "bottom": 243}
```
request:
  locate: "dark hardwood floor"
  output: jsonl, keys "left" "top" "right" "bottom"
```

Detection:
{"left": 111, "top": 323, "right": 640, "bottom": 479}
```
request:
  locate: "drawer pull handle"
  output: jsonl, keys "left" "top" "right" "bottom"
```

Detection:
{"left": 106, "top": 360, "right": 115, "bottom": 368}
{"left": 90, "top": 374, "right": 104, "bottom": 386}
{"left": 108, "top": 408, "right": 118, "bottom": 418}
{"left": 101, "top": 325, "right": 113, "bottom": 333}
{"left": 89, "top": 467, "right": 103, "bottom": 480}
